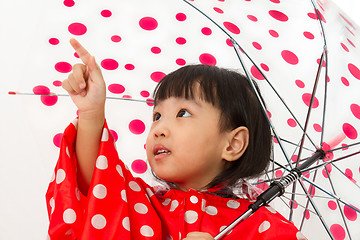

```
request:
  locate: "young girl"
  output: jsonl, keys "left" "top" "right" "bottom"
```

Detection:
{"left": 46, "top": 39, "right": 306, "bottom": 240}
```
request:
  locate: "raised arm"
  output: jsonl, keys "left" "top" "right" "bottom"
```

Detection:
{"left": 62, "top": 39, "right": 106, "bottom": 195}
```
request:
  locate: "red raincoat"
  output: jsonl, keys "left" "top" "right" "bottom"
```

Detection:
{"left": 46, "top": 120, "right": 306, "bottom": 240}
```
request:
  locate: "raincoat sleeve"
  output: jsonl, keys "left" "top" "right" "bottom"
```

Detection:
{"left": 45, "top": 119, "right": 162, "bottom": 240}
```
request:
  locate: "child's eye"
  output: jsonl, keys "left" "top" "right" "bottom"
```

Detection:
{"left": 153, "top": 112, "right": 161, "bottom": 121}
{"left": 177, "top": 109, "right": 191, "bottom": 118}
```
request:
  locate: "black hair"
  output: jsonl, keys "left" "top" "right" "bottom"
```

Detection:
{"left": 152, "top": 64, "right": 272, "bottom": 189}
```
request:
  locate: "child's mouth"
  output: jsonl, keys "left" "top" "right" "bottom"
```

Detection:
{"left": 155, "top": 149, "right": 171, "bottom": 155}
{"left": 153, "top": 144, "right": 171, "bottom": 159}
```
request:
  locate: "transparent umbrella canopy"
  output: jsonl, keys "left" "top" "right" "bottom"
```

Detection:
{"left": 183, "top": 0, "right": 360, "bottom": 239}
{"left": 9, "top": 0, "right": 360, "bottom": 239}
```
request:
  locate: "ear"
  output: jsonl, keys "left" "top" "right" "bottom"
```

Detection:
{"left": 221, "top": 126, "right": 249, "bottom": 162}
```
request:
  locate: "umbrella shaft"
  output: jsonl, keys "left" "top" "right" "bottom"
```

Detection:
{"left": 297, "top": 149, "right": 325, "bottom": 172}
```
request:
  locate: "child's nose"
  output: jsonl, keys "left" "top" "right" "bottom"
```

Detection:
{"left": 153, "top": 123, "right": 170, "bottom": 138}
{"left": 155, "top": 131, "right": 166, "bottom": 138}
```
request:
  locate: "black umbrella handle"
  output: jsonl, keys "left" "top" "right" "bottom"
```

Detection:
{"left": 248, "top": 169, "right": 301, "bottom": 212}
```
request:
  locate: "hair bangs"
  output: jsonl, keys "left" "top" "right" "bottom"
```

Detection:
{"left": 153, "top": 65, "right": 218, "bottom": 106}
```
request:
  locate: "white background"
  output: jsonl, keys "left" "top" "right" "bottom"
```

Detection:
{"left": 0, "top": 0, "right": 359, "bottom": 239}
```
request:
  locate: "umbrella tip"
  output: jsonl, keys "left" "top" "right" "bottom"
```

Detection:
{"left": 8, "top": 91, "right": 17, "bottom": 95}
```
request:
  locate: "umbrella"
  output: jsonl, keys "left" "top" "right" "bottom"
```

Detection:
{"left": 5, "top": 0, "right": 360, "bottom": 239}
{"left": 184, "top": 0, "right": 360, "bottom": 239}
{"left": 183, "top": 0, "right": 360, "bottom": 239}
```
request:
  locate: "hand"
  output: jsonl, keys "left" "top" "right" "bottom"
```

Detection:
{"left": 183, "top": 232, "right": 215, "bottom": 240}
{"left": 62, "top": 38, "right": 106, "bottom": 120}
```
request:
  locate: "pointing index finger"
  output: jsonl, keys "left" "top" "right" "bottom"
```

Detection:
{"left": 70, "top": 38, "right": 92, "bottom": 65}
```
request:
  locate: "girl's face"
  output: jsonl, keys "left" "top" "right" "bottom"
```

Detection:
{"left": 146, "top": 92, "right": 231, "bottom": 191}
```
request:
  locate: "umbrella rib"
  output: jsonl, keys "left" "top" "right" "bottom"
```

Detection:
{"left": 8, "top": 92, "right": 154, "bottom": 104}
{"left": 288, "top": 138, "right": 311, "bottom": 221}
{"left": 311, "top": 1, "right": 329, "bottom": 149}
{"left": 319, "top": 47, "right": 328, "bottom": 148}
{"left": 280, "top": 195, "right": 318, "bottom": 215}
{"left": 295, "top": 50, "right": 324, "bottom": 168}
{"left": 105, "top": 96, "right": 153, "bottom": 103}
{"left": 237, "top": 48, "right": 318, "bottom": 150}
{"left": 331, "top": 163, "right": 360, "bottom": 190}
{"left": 326, "top": 141, "right": 360, "bottom": 153}
{"left": 309, "top": 0, "right": 329, "bottom": 149}
{"left": 304, "top": 150, "right": 360, "bottom": 173}
{"left": 298, "top": 160, "right": 322, "bottom": 229}
{"left": 289, "top": 181, "right": 299, "bottom": 222}
{"left": 299, "top": 190, "right": 311, "bottom": 231}
{"left": 296, "top": 159, "right": 320, "bottom": 225}
{"left": 290, "top": 50, "right": 325, "bottom": 221}
{"left": 233, "top": 42, "right": 318, "bottom": 151}
{"left": 270, "top": 155, "right": 276, "bottom": 181}
{"left": 264, "top": 159, "right": 295, "bottom": 175}
{"left": 309, "top": 0, "right": 328, "bottom": 47}
{"left": 283, "top": 192, "right": 334, "bottom": 200}
{"left": 231, "top": 43, "right": 293, "bottom": 168}
{"left": 275, "top": 193, "right": 318, "bottom": 216}
{"left": 231, "top": 40, "right": 318, "bottom": 151}
{"left": 279, "top": 138, "right": 314, "bottom": 152}
{"left": 270, "top": 160, "right": 289, "bottom": 172}
{"left": 264, "top": 153, "right": 327, "bottom": 175}
{"left": 323, "top": 164, "right": 353, "bottom": 239}
{"left": 296, "top": 178, "right": 335, "bottom": 239}
{"left": 309, "top": 47, "right": 328, "bottom": 149}
{"left": 302, "top": 177, "right": 360, "bottom": 214}
{"left": 182, "top": 0, "right": 233, "bottom": 40}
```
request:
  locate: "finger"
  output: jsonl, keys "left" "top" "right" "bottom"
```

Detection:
{"left": 66, "top": 72, "right": 85, "bottom": 96}
{"left": 186, "top": 232, "right": 202, "bottom": 237}
{"left": 72, "top": 63, "right": 87, "bottom": 90}
{"left": 70, "top": 38, "right": 92, "bottom": 66}
{"left": 184, "top": 232, "right": 214, "bottom": 240}
{"left": 70, "top": 39, "right": 103, "bottom": 83}
{"left": 62, "top": 78, "right": 77, "bottom": 95}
